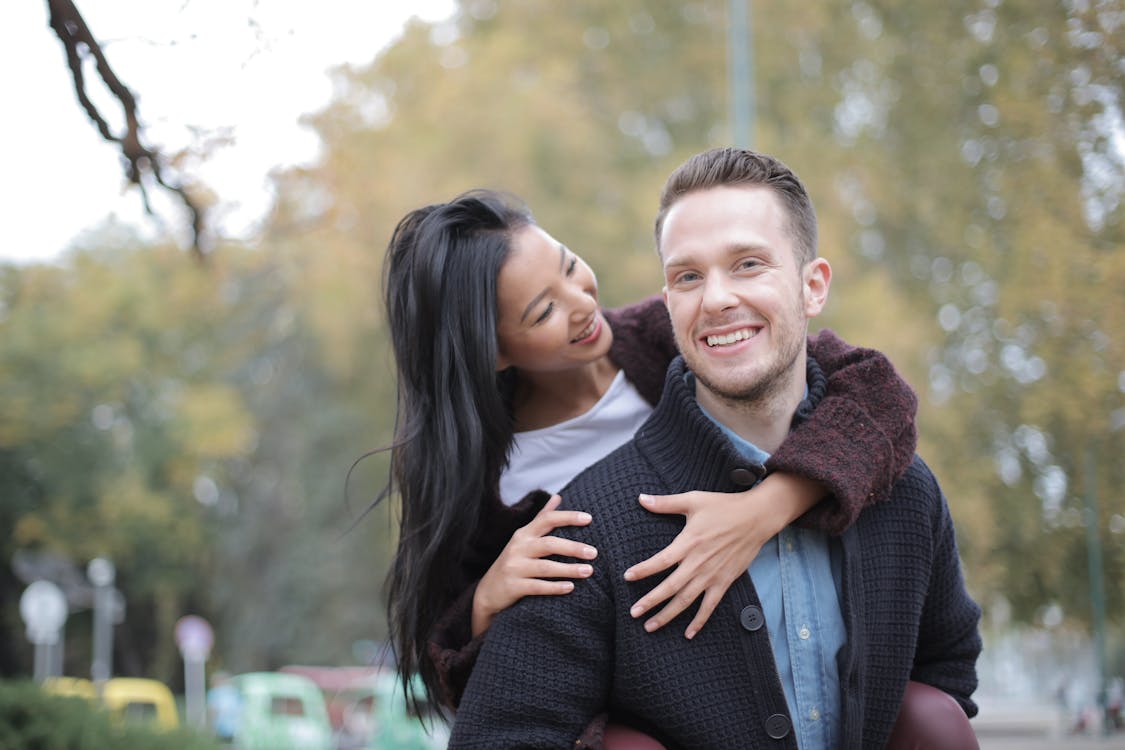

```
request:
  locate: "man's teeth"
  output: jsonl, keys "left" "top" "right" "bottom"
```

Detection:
{"left": 706, "top": 329, "right": 756, "bottom": 347}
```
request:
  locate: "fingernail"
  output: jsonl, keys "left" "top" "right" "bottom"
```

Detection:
{"left": 576, "top": 512, "right": 592, "bottom": 523}
{"left": 582, "top": 546, "right": 597, "bottom": 559}
{"left": 630, "top": 604, "right": 643, "bottom": 618}
{"left": 638, "top": 494, "right": 652, "bottom": 505}
{"left": 685, "top": 629, "right": 697, "bottom": 640}
{"left": 644, "top": 620, "right": 658, "bottom": 633}
{"left": 562, "top": 582, "right": 574, "bottom": 592}
{"left": 623, "top": 569, "right": 635, "bottom": 581}
{"left": 578, "top": 565, "right": 593, "bottom": 577}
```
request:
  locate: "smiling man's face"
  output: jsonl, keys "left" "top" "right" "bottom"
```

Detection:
{"left": 660, "top": 184, "right": 830, "bottom": 412}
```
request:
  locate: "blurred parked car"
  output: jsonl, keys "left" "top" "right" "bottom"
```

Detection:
{"left": 42, "top": 675, "right": 179, "bottom": 730}
{"left": 41, "top": 676, "right": 98, "bottom": 701}
{"left": 280, "top": 665, "right": 448, "bottom": 750}
{"left": 231, "top": 671, "right": 333, "bottom": 750}
{"left": 349, "top": 671, "right": 449, "bottom": 750}
{"left": 101, "top": 677, "right": 180, "bottom": 730}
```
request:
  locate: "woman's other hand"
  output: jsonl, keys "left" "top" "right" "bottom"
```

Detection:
{"left": 471, "top": 494, "right": 597, "bottom": 636}
{"left": 623, "top": 473, "right": 823, "bottom": 639}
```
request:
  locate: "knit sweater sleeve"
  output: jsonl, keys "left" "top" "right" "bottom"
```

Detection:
{"left": 766, "top": 328, "right": 919, "bottom": 535}
{"left": 427, "top": 581, "right": 485, "bottom": 708}
{"left": 604, "top": 296, "right": 679, "bottom": 406}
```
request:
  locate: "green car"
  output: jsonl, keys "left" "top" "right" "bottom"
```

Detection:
{"left": 230, "top": 671, "right": 333, "bottom": 750}
{"left": 335, "top": 672, "right": 449, "bottom": 750}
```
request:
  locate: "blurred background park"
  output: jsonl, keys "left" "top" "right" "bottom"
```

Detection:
{"left": 2, "top": 0, "right": 1122, "bottom": 745}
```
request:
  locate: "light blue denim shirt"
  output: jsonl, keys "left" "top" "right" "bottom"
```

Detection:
{"left": 697, "top": 393, "right": 845, "bottom": 749}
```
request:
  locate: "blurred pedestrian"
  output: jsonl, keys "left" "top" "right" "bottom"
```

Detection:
{"left": 206, "top": 670, "right": 242, "bottom": 743}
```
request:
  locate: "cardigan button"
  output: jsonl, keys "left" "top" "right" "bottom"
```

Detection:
{"left": 739, "top": 604, "right": 765, "bottom": 632}
{"left": 729, "top": 467, "right": 759, "bottom": 486}
{"left": 765, "top": 713, "right": 791, "bottom": 739}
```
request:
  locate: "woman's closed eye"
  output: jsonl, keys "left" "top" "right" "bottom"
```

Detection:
{"left": 533, "top": 303, "right": 554, "bottom": 325}
{"left": 529, "top": 256, "right": 580, "bottom": 325}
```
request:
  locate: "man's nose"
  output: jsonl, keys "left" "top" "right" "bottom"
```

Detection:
{"left": 700, "top": 272, "right": 737, "bottom": 313}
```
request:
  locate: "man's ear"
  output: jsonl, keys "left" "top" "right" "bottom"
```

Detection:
{"left": 802, "top": 258, "right": 831, "bottom": 318}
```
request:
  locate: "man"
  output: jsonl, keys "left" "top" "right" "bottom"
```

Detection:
{"left": 448, "top": 148, "right": 982, "bottom": 749}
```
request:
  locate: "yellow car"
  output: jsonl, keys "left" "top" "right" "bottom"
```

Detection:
{"left": 101, "top": 677, "right": 181, "bottom": 730}
{"left": 41, "top": 676, "right": 98, "bottom": 701}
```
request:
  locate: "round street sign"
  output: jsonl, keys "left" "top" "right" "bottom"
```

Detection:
{"left": 20, "top": 580, "right": 68, "bottom": 644}
{"left": 174, "top": 615, "right": 214, "bottom": 661}
{"left": 87, "top": 557, "right": 115, "bottom": 587}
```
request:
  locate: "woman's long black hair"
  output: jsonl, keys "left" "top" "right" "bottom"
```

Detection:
{"left": 380, "top": 190, "right": 532, "bottom": 713}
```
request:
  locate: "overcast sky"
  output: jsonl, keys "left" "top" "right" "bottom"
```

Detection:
{"left": 3, "top": 0, "right": 456, "bottom": 264}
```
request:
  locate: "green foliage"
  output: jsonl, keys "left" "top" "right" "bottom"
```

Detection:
{"left": 0, "top": 680, "right": 219, "bottom": 750}
{"left": 0, "top": 240, "right": 395, "bottom": 677}
{"left": 790, "top": 0, "right": 1124, "bottom": 627}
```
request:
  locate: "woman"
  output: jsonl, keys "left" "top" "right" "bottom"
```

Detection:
{"left": 379, "top": 190, "right": 918, "bottom": 725}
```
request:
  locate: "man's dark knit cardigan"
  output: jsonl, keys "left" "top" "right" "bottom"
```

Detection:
{"left": 448, "top": 354, "right": 982, "bottom": 750}
{"left": 430, "top": 297, "right": 922, "bottom": 711}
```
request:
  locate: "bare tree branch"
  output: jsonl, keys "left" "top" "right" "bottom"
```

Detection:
{"left": 46, "top": 0, "right": 209, "bottom": 260}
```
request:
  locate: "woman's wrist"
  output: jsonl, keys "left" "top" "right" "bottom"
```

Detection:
{"left": 470, "top": 584, "right": 492, "bottom": 638}
{"left": 472, "top": 574, "right": 507, "bottom": 638}
{"left": 753, "top": 472, "right": 827, "bottom": 530}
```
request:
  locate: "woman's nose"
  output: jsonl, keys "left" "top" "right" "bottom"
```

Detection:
{"left": 565, "top": 281, "right": 598, "bottom": 316}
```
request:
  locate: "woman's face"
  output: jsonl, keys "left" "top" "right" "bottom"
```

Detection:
{"left": 495, "top": 224, "right": 613, "bottom": 373}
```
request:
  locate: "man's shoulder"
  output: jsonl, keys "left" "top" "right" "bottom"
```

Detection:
{"left": 893, "top": 455, "right": 942, "bottom": 498}
{"left": 862, "top": 454, "right": 947, "bottom": 524}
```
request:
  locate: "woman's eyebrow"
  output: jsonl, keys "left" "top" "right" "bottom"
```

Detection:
{"left": 520, "top": 287, "right": 549, "bottom": 322}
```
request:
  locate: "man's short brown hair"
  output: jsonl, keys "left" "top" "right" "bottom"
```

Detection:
{"left": 654, "top": 147, "right": 818, "bottom": 265}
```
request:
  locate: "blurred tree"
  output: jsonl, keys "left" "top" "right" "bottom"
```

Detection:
{"left": 44, "top": 0, "right": 210, "bottom": 257}
{"left": 0, "top": 229, "right": 395, "bottom": 678}
{"left": 1, "top": 231, "right": 242, "bottom": 678}
{"left": 794, "top": 0, "right": 1124, "bottom": 628}
{"left": 269, "top": 0, "right": 737, "bottom": 310}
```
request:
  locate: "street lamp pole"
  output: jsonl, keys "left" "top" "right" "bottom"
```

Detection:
{"left": 87, "top": 557, "right": 115, "bottom": 684}
{"left": 1084, "top": 446, "right": 1109, "bottom": 736}
{"left": 727, "top": 0, "right": 754, "bottom": 148}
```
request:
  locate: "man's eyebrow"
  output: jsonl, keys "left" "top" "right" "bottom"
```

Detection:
{"left": 519, "top": 245, "right": 566, "bottom": 322}
{"left": 665, "top": 243, "right": 767, "bottom": 269}
{"left": 662, "top": 251, "right": 695, "bottom": 270}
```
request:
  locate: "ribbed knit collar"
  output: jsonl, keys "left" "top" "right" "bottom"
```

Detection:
{"left": 635, "top": 354, "right": 827, "bottom": 495}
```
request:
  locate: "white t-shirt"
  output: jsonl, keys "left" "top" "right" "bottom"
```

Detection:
{"left": 498, "top": 370, "right": 653, "bottom": 506}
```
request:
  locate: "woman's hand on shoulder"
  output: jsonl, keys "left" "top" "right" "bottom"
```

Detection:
{"left": 623, "top": 473, "right": 824, "bottom": 638}
{"left": 471, "top": 494, "right": 598, "bottom": 637}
